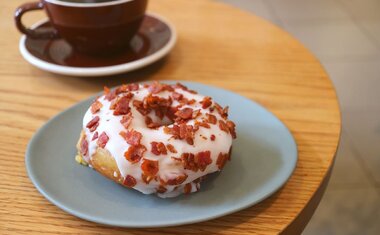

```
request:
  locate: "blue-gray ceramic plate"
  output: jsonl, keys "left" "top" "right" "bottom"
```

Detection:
{"left": 26, "top": 81, "right": 297, "bottom": 227}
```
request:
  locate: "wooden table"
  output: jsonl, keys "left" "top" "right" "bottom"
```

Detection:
{"left": 0, "top": 0, "right": 341, "bottom": 234}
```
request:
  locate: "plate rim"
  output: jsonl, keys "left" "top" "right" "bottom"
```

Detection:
{"left": 25, "top": 81, "right": 298, "bottom": 227}
{"left": 19, "top": 13, "right": 177, "bottom": 77}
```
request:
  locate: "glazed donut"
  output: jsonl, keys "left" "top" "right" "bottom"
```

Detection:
{"left": 76, "top": 82, "right": 237, "bottom": 198}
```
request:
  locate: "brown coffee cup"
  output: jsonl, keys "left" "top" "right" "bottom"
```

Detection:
{"left": 15, "top": 0, "right": 148, "bottom": 55}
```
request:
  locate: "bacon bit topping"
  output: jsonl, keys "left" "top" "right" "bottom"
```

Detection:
{"left": 164, "top": 124, "right": 195, "bottom": 145}
{"left": 201, "top": 96, "right": 212, "bottom": 109}
{"left": 184, "top": 183, "right": 192, "bottom": 194}
{"left": 120, "top": 130, "right": 142, "bottom": 146}
{"left": 214, "top": 103, "right": 229, "bottom": 119}
{"left": 124, "top": 145, "right": 146, "bottom": 163}
{"left": 210, "top": 134, "right": 216, "bottom": 141}
{"left": 115, "top": 84, "right": 128, "bottom": 94}
{"left": 219, "top": 120, "right": 229, "bottom": 133}
{"left": 155, "top": 109, "right": 164, "bottom": 120}
{"left": 113, "top": 95, "right": 132, "bottom": 115}
{"left": 222, "top": 107, "right": 229, "bottom": 119}
{"left": 175, "top": 108, "right": 193, "bottom": 120}
{"left": 157, "top": 186, "right": 167, "bottom": 194}
{"left": 80, "top": 136, "right": 88, "bottom": 156}
{"left": 151, "top": 142, "right": 167, "bottom": 155}
{"left": 86, "top": 116, "right": 100, "bottom": 132}
{"left": 226, "top": 120, "right": 237, "bottom": 139}
{"left": 127, "top": 83, "right": 139, "bottom": 91}
{"left": 171, "top": 92, "right": 183, "bottom": 101}
{"left": 166, "top": 106, "right": 179, "bottom": 121}
{"left": 195, "top": 120, "right": 210, "bottom": 129}
{"left": 180, "top": 124, "right": 195, "bottom": 145}
{"left": 142, "top": 173, "right": 154, "bottom": 184}
{"left": 91, "top": 100, "right": 103, "bottom": 114}
{"left": 206, "top": 114, "right": 217, "bottom": 124}
{"left": 216, "top": 152, "right": 229, "bottom": 170}
{"left": 181, "top": 153, "right": 196, "bottom": 171}
{"left": 109, "top": 98, "right": 118, "bottom": 110}
{"left": 145, "top": 116, "right": 161, "bottom": 129}
{"left": 166, "top": 174, "right": 188, "bottom": 186}
{"left": 92, "top": 132, "right": 99, "bottom": 141}
{"left": 120, "top": 113, "right": 133, "bottom": 129}
{"left": 133, "top": 100, "right": 150, "bottom": 115}
{"left": 172, "top": 83, "right": 197, "bottom": 94}
{"left": 97, "top": 132, "right": 109, "bottom": 148}
{"left": 181, "top": 151, "right": 212, "bottom": 172}
{"left": 187, "top": 99, "right": 196, "bottom": 105}
{"left": 166, "top": 144, "right": 177, "bottom": 153}
{"left": 191, "top": 110, "right": 199, "bottom": 119}
{"left": 147, "top": 82, "right": 175, "bottom": 94}
{"left": 123, "top": 175, "right": 137, "bottom": 188}
{"left": 148, "top": 81, "right": 163, "bottom": 94}
{"left": 141, "top": 159, "right": 159, "bottom": 176}
{"left": 145, "top": 94, "right": 172, "bottom": 110}
{"left": 196, "top": 151, "right": 212, "bottom": 171}
{"left": 104, "top": 86, "right": 116, "bottom": 101}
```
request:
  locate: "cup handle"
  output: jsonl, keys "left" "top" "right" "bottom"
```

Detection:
{"left": 15, "top": 2, "right": 59, "bottom": 39}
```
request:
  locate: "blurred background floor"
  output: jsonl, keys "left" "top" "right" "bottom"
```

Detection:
{"left": 217, "top": 0, "right": 380, "bottom": 234}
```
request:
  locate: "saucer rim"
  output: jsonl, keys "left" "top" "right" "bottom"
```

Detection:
{"left": 19, "top": 13, "right": 177, "bottom": 77}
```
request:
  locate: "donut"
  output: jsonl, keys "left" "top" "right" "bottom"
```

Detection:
{"left": 76, "top": 82, "right": 237, "bottom": 198}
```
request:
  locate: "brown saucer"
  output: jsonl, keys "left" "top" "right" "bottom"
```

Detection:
{"left": 20, "top": 14, "right": 176, "bottom": 76}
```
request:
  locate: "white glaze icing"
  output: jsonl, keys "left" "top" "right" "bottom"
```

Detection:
{"left": 81, "top": 84, "right": 233, "bottom": 198}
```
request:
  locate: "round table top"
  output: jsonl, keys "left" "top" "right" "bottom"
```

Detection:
{"left": 0, "top": 0, "right": 341, "bottom": 234}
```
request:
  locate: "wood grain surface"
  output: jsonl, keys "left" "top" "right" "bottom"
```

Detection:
{"left": 0, "top": 0, "right": 341, "bottom": 234}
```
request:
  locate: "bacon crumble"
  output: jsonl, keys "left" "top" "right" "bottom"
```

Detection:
{"left": 91, "top": 100, "right": 103, "bottom": 114}
{"left": 171, "top": 92, "right": 183, "bottom": 101}
{"left": 219, "top": 120, "right": 229, "bottom": 133}
{"left": 92, "top": 131, "right": 99, "bottom": 141}
{"left": 166, "top": 144, "right": 177, "bottom": 153}
{"left": 175, "top": 107, "right": 193, "bottom": 120}
{"left": 123, "top": 175, "right": 137, "bottom": 188}
{"left": 215, "top": 103, "right": 229, "bottom": 119}
{"left": 216, "top": 152, "right": 229, "bottom": 170}
{"left": 124, "top": 145, "right": 147, "bottom": 163}
{"left": 226, "top": 120, "right": 237, "bottom": 139}
{"left": 141, "top": 159, "right": 159, "bottom": 176}
{"left": 201, "top": 96, "right": 212, "bottom": 109}
{"left": 86, "top": 116, "right": 100, "bottom": 132}
{"left": 120, "top": 130, "right": 142, "bottom": 146}
{"left": 113, "top": 95, "right": 133, "bottom": 115}
{"left": 145, "top": 116, "right": 161, "bottom": 129}
{"left": 166, "top": 174, "right": 188, "bottom": 186}
{"left": 104, "top": 86, "right": 116, "bottom": 101}
{"left": 97, "top": 132, "right": 109, "bottom": 148}
{"left": 182, "top": 151, "right": 212, "bottom": 172}
{"left": 80, "top": 136, "right": 88, "bottom": 156}
{"left": 120, "top": 113, "right": 133, "bottom": 129}
{"left": 151, "top": 142, "right": 167, "bottom": 155}
{"left": 164, "top": 124, "right": 195, "bottom": 145}
{"left": 206, "top": 114, "right": 217, "bottom": 124}
{"left": 172, "top": 83, "right": 197, "bottom": 94}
